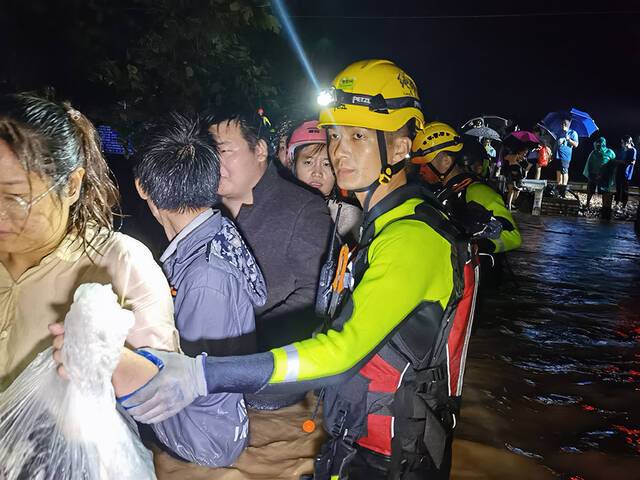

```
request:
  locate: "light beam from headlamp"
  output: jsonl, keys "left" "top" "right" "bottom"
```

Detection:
{"left": 272, "top": 0, "right": 320, "bottom": 92}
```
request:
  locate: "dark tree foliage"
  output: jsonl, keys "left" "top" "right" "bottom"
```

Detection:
{"left": 0, "top": 0, "right": 282, "bottom": 146}
{"left": 91, "top": 1, "right": 280, "bottom": 117}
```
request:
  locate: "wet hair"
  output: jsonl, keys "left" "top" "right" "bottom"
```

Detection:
{"left": 0, "top": 94, "right": 119, "bottom": 251}
{"left": 270, "top": 119, "right": 293, "bottom": 158}
{"left": 134, "top": 113, "right": 220, "bottom": 212}
{"left": 202, "top": 112, "right": 261, "bottom": 152}
{"left": 278, "top": 131, "right": 291, "bottom": 154}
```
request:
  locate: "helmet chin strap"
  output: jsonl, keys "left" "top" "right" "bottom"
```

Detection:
{"left": 326, "top": 151, "right": 340, "bottom": 201}
{"left": 426, "top": 157, "right": 456, "bottom": 183}
{"left": 351, "top": 130, "right": 405, "bottom": 213}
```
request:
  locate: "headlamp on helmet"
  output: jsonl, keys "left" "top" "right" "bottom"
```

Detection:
{"left": 317, "top": 60, "right": 424, "bottom": 133}
{"left": 317, "top": 86, "right": 421, "bottom": 114}
{"left": 317, "top": 88, "right": 336, "bottom": 107}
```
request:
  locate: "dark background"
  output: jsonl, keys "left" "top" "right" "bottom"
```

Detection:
{"left": 285, "top": 0, "right": 640, "bottom": 182}
{"left": 288, "top": 1, "right": 640, "bottom": 130}
{"left": 1, "top": 0, "right": 639, "bottom": 183}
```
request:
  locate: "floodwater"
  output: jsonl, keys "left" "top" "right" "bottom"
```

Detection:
{"left": 453, "top": 215, "right": 640, "bottom": 479}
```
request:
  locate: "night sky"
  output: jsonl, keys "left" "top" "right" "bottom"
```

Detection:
{"left": 288, "top": 0, "right": 640, "bottom": 134}
{"left": 286, "top": 0, "right": 640, "bottom": 181}
{"left": 1, "top": 0, "right": 639, "bottom": 179}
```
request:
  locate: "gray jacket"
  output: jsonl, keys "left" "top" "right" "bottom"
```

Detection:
{"left": 152, "top": 209, "right": 266, "bottom": 467}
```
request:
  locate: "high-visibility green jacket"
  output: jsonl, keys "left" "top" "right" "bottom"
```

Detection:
{"left": 269, "top": 190, "right": 455, "bottom": 389}
{"left": 464, "top": 181, "right": 521, "bottom": 253}
{"left": 436, "top": 173, "right": 521, "bottom": 254}
{"left": 200, "top": 185, "right": 472, "bottom": 477}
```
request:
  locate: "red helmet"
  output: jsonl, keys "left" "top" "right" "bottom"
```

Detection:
{"left": 287, "top": 120, "right": 327, "bottom": 166}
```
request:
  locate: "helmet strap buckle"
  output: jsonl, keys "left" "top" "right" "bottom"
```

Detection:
{"left": 427, "top": 162, "right": 449, "bottom": 183}
{"left": 379, "top": 167, "right": 393, "bottom": 184}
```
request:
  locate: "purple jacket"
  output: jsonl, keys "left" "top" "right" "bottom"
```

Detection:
{"left": 152, "top": 209, "right": 266, "bottom": 467}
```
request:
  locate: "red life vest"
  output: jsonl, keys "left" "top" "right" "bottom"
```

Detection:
{"left": 321, "top": 195, "right": 477, "bottom": 475}
{"left": 356, "top": 255, "right": 478, "bottom": 456}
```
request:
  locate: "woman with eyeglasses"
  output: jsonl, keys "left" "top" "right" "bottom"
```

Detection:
{"left": 0, "top": 94, "right": 178, "bottom": 392}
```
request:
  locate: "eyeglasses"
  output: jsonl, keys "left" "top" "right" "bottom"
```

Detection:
{"left": 0, "top": 178, "right": 65, "bottom": 221}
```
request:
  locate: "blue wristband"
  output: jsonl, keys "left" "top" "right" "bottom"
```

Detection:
{"left": 134, "top": 349, "right": 165, "bottom": 371}
{"left": 116, "top": 350, "right": 164, "bottom": 405}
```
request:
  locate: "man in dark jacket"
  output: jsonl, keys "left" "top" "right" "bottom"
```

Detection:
{"left": 133, "top": 113, "right": 267, "bottom": 466}
{"left": 208, "top": 115, "right": 332, "bottom": 352}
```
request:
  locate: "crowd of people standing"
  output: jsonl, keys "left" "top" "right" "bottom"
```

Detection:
{"left": 0, "top": 55, "right": 634, "bottom": 480}
{"left": 464, "top": 114, "right": 637, "bottom": 219}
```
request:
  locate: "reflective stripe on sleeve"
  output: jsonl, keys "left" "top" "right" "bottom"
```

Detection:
{"left": 269, "top": 344, "right": 301, "bottom": 384}
{"left": 283, "top": 344, "right": 300, "bottom": 382}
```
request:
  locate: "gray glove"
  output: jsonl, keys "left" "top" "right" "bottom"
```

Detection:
{"left": 118, "top": 349, "right": 207, "bottom": 424}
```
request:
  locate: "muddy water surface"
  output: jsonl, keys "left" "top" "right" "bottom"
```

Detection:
{"left": 453, "top": 215, "right": 640, "bottom": 479}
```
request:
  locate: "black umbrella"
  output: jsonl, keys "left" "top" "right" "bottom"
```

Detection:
{"left": 534, "top": 123, "right": 557, "bottom": 148}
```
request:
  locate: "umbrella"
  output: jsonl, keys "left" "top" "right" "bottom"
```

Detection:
{"left": 534, "top": 123, "right": 557, "bottom": 148}
{"left": 461, "top": 115, "right": 515, "bottom": 139}
{"left": 464, "top": 126, "right": 502, "bottom": 141}
{"left": 503, "top": 131, "right": 541, "bottom": 153}
{"left": 541, "top": 108, "right": 598, "bottom": 138}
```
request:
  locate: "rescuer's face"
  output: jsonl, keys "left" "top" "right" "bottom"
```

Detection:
{"left": 326, "top": 125, "right": 384, "bottom": 191}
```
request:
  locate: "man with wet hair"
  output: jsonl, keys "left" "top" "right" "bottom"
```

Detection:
{"left": 132, "top": 113, "right": 267, "bottom": 467}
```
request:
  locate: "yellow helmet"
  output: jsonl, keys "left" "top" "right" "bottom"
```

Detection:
{"left": 317, "top": 59, "right": 424, "bottom": 132}
{"left": 411, "top": 121, "right": 463, "bottom": 164}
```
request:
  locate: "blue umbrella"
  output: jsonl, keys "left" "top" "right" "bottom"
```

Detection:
{"left": 541, "top": 108, "right": 599, "bottom": 138}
